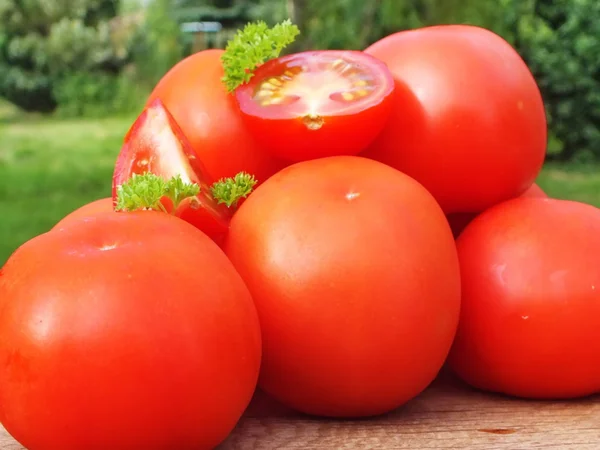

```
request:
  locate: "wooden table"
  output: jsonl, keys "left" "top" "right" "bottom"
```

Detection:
{"left": 2, "top": 372, "right": 598, "bottom": 449}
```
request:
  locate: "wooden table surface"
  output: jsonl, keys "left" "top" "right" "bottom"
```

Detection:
{"left": 1, "top": 372, "right": 598, "bottom": 449}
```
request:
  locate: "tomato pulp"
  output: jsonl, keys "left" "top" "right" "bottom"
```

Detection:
{"left": 148, "top": 49, "right": 286, "bottom": 184}
{"left": 235, "top": 51, "right": 395, "bottom": 162}
{"left": 0, "top": 212, "right": 262, "bottom": 450}
{"left": 112, "top": 99, "right": 231, "bottom": 245}
{"left": 363, "top": 25, "right": 547, "bottom": 214}
{"left": 225, "top": 156, "right": 461, "bottom": 418}
{"left": 449, "top": 198, "right": 600, "bottom": 399}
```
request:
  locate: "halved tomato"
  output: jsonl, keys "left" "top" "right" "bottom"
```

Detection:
{"left": 112, "top": 99, "right": 231, "bottom": 245}
{"left": 235, "top": 50, "right": 395, "bottom": 162}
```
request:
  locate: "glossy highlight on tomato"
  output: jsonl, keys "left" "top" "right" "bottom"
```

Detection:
{"left": 53, "top": 198, "right": 115, "bottom": 229}
{"left": 235, "top": 51, "right": 395, "bottom": 162}
{"left": 148, "top": 49, "right": 286, "bottom": 184}
{"left": 112, "top": 99, "right": 231, "bottom": 245}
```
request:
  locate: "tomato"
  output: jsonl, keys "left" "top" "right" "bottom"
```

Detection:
{"left": 224, "top": 156, "right": 461, "bottom": 417}
{"left": 112, "top": 99, "right": 231, "bottom": 246}
{"left": 447, "top": 183, "right": 547, "bottom": 238}
{"left": 363, "top": 25, "right": 547, "bottom": 214}
{"left": 53, "top": 197, "right": 115, "bottom": 229}
{"left": 148, "top": 49, "right": 286, "bottom": 184}
{"left": 448, "top": 198, "right": 600, "bottom": 399}
{"left": 0, "top": 212, "right": 261, "bottom": 450}
{"left": 235, "top": 50, "right": 395, "bottom": 162}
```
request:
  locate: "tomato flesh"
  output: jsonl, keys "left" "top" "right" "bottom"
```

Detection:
{"left": 112, "top": 99, "right": 231, "bottom": 245}
{"left": 236, "top": 51, "right": 395, "bottom": 162}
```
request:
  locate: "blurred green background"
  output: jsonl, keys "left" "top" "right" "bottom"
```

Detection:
{"left": 1, "top": 0, "right": 599, "bottom": 264}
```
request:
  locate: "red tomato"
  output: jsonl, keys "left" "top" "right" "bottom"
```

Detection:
{"left": 448, "top": 198, "right": 600, "bottom": 399}
{"left": 148, "top": 49, "right": 286, "bottom": 183}
{"left": 224, "top": 156, "right": 461, "bottom": 418}
{"left": 235, "top": 50, "right": 395, "bottom": 162}
{"left": 112, "top": 99, "right": 231, "bottom": 246}
{"left": 363, "top": 25, "right": 547, "bottom": 214}
{"left": 447, "top": 183, "right": 547, "bottom": 238}
{"left": 53, "top": 197, "right": 115, "bottom": 229}
{"left": 0, "top": 212, "right": 261, "bottom": 450}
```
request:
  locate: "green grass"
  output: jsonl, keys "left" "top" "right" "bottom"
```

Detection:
{"left": 0, "top": 110, "right": 135, "bottom": 264}
{"left": 1, "top": 102, "right": 600, "bottom": 265}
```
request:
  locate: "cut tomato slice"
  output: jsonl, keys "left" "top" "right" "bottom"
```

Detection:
{"left": 235, "top": 50, "right": 395, "bottom": 163}
{"left": 112, "top": 99, "right": 231, "bottom": 245}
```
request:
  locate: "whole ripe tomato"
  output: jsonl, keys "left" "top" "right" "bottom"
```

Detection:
{"left": 235, "top": 50, "right": 394, "bottom": 162}
{"left": 0, "top": 212, "right": 261, "bottom": 450}
{"left": 363, "top": 25, "right": 547, "bottom": 214}
{"left": 148, "top": 49, "right": 286, "bottom": 184}
{"left": 448, "top": 198, "right": 600, "bottom": 399}
{"left": 53, "top": 197, "right": 114, "bottom": 229}
{"left": 225, "top": 156, "right": 461, "bottom": 418}
{"left": 447, "top": 183, "right": 547, "bottom": 238}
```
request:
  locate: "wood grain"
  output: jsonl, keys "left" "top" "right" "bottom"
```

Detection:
{"left": 1, "top": 372, "right": 598, "bottom": 449}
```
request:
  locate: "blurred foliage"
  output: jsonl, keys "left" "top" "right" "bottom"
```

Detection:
{"left": 499, "top": 0, "right": 600, "bottom": 162}
{"left": 129, "top": 0, "right": 184, "bottom": 87}
{"left": 0, "top": 0, "right": 141, "bottom": 114}
{"left": 1, "top": 0, "right": 599, "bottom": 161}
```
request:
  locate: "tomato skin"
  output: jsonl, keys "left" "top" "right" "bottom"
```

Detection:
{"left": 235, "top": 51, "right": 395, "bottom": 162}
{"left": 363, "top": 25, "right": 547, "bottom": 214}
{"left": 447, "top": 183, "right": 547, "bottom": 238}
{"left": 224, "top": 156, "right": 461, "bottom": 418}
{"left": 148, "top": 49, "right": 287, "bottom": 184}
{"left": 53, "top": 197, "right": 115, "bottom": 229}
{"left": 0, "top": 212, "right": 261, "bottom": 450}
{"left": 448, "top": 198, "right": 600, "bottom": 399}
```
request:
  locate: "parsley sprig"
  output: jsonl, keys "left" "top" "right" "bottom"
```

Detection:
{"left": 221, "top": 19, "right": 300, "bottom": 93}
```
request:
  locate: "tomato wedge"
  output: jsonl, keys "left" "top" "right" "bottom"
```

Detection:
{"left": 112, "top": 99, "right": 231, "bottom": 245}
{"left": 235, "top": 50, "right": 395, "bottom": 162}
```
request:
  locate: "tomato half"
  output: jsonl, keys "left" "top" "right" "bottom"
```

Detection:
{"left": 53, "top": 197, "right": 115, "bottom": 229}
{"left": 363, "top": 25, "right": 547, "bottom": 214}
{"left": 112, "top": 99, "right": 231, "bottom": 245}
{"left": 0, "top": 212, "right": 262, "bottom": 450}
{"left": 448, "top": 198, "right": 600, "bottom": 399}
{"left": 148, "top": 49, "right": 286, "bottom": 184}
{"left": 225, "top": 156, "right": 461, "bottom": 418}
{"left": 235, "top": 51, "right": 395, "bottom": 162}
{"left": 447, "top": 183, "right": 547, "bottom": 238}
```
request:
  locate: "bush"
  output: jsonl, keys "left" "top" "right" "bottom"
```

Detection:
{"left": 0, "top": 0, "right": 140, "bottom": 114}
{"left": 52, "top": 70, "right": 147, "bottom": 118}
{"left": 501, "top": 0, "right": 600, "bottom": 162}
